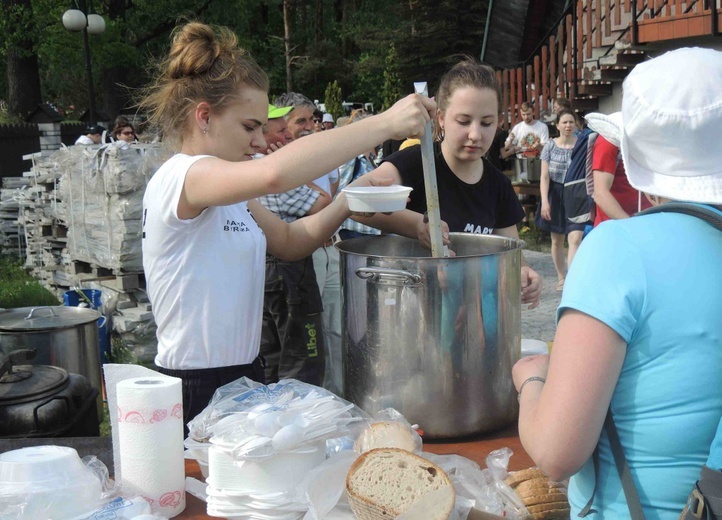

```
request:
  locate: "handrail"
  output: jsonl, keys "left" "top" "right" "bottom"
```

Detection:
{"left": 515, "top": 3, "right": 578, "bottom": 105}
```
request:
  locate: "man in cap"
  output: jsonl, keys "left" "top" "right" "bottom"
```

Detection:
{"left": 322, "top": 113, "right": 335, "bottom": 130}
{"left": 74, "top": 125, "right": 105, "bottom": 145}
{"left": 261, "top": 104, "right": 294, "bottom": 153}
{"left": 257, "top": 98, "right": 332, "bottom": 387}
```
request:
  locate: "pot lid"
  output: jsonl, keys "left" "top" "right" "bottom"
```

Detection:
{"left": 0, "top": 306, "right": 100, "bottom": 332}
{"left": 0, "top": 364, "right": 69, "bottom": 406}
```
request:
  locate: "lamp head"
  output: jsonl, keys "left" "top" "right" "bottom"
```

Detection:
{"left": 62, "top": 9, "right": 86, "bottom": 31}
{"left": 86, "top": 13, "right": 105, "bottom": 34}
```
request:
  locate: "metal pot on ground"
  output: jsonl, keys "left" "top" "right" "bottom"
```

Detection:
{"left": 338, "top": 233, "right": 522, "bottom": 439}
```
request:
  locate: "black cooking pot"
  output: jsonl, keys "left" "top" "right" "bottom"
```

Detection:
{"left": 0, "top": 350, "right": 99, "bottom": 438}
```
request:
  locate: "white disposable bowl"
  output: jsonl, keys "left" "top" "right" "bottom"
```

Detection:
{"left": 521, "top": 338, "right": 549, "bottom": 357}
{"left": 207, "top": 442, "right": 325, "bottom": 493}
{"left": 342, "top": 185, "right": 413, "bottom": 213}
{"left": 0, "top": 446, "right": 85, "bottom": 485}
{"left": 0, "top": 446, "right": 102, "bottom": 519}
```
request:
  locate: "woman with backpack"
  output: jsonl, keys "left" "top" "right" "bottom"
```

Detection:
{"left": 513, "top": 47, "right": 722, "bottom": 519}
{"left": 535, "top": 108, "right": 585, "bottom": 291}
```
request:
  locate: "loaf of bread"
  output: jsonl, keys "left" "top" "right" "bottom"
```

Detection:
{"left": 346, "top": 448, "right": 455, "bottom": 520}
{"left": 354, "top": 421, "right": 418, "bottom": 454}
{"left": 504, "top": 467, "right": 570, "bottom": 520}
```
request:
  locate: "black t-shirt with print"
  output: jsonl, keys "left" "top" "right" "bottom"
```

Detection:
{"left": 383, "top": 142, "right": 525, "bottom": 234}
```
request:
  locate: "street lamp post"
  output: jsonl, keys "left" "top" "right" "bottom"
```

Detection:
{"left": 62, "top": 0, "right": 105, "bottom": 125}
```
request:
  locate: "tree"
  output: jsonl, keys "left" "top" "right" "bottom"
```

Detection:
{"left": 324, "top": 80, "right": 343, "bottom": 120}
{"left": 381, "top": 44, "right": 403, "bottom": 111}
{"left": 283, "top": 0, "right": 294, "bottom": 92}
{"left": 2, "top": 0, "right": 42, "bottom": 119}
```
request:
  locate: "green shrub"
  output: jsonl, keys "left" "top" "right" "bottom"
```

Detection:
{"left": 0, "top": 254, "right": 59, "bottom": 308}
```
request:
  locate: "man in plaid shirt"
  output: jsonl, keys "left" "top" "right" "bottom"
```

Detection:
{"left": 258, "top": 99, "right": 330, "bottom": 386}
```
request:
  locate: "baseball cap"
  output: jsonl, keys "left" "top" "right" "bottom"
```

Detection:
{"left": 268, "top": 104, "right": 293, "bottom": 120}
{"left": 87, "top": 125, "right": 106, "bottom": 135}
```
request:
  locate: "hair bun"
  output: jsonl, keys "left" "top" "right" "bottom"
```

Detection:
{"left": 167, "top": 22, "right": 236, "bottom": 79}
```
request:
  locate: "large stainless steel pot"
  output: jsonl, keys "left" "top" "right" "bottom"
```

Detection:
{"left": 338, "top": 233, "right": 522, "bottom": 439}
{"left": 514, "top": 157, "right": 542, "bottom": 182}
{"left": 0, "top": 307, "right": 103, "bottom": 398}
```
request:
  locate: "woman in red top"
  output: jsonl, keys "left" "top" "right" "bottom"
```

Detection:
{"left": 591, "top": 134, "right": 651, "bottom": 226}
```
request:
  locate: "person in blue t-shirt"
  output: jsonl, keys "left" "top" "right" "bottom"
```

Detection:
{"left": 512, "top": 47, "right": 722, "bottom": 519}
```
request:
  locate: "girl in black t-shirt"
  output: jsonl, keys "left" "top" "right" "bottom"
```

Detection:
{"left": 357, "top": 60, "right": 543, "bottom": 308}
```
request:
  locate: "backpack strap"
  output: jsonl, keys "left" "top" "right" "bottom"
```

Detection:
{"left": 635, "top": 202, "right": 722, "bottom": 232}
{"left": 579, "top": 411, "right": 646, "bottom": 519}
{"left": 605, "top": 411, "right": 647, "bottom": 519}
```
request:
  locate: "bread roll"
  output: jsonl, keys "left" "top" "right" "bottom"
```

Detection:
{"left": 504, "top": 467, "right": 570, "bottom": 520}
{"left": 354, "top": 421, "right": 418, "bottom": 454}
{"left": 346, "top": 448, "right": 454, "bottom": 520}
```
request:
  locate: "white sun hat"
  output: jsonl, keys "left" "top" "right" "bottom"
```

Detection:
{"left": 619, "top": 47, "right": 722, "bottom": 204}
{"left": 584, "top": 111, "right": 623, "bottom": 148}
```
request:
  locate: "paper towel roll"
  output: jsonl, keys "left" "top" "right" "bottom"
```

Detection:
{"left": 117, "top": 376, "right": 186, "bottom": 518}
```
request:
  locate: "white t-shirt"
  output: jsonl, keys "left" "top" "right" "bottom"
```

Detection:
{"left": 142, "top": 154, "right": 267, "bottom": 370}
{"left": 506, "top": 120, "right": 550, "bottom": 157}
{"left": 313, "top": 169, "right": 339, "bottom": 196}
{"left": 75, "top": 135, "right": 94, "bottom": 145}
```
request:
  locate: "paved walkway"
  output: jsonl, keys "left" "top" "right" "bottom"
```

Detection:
{"left": 521, "top": 250, "right": 561, "bottom": 343}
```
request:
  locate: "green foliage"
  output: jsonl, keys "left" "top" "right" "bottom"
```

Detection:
{"left": 0, "top": 1, "right": 41, "bottom": 57}
{"left": 381, "top": 43, "right": 403, "bottom": 111}
{"left": 0, "top": 102, "right": 23, "bottom": 124}
{"left": 324, "top": 80, "right": 343, "bottom": 120}
{"left": 0, "top": 254, "right": 59, "bottom": 308}
{"left": 1, "top": 0, "right": 491, "bottom": 120}
{"left": 110, "top": 335, "right": 140, "bottom": 365}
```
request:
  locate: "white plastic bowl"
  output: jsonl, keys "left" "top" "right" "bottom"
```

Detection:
{"left": 521, "top": 338, "right": 549, "bottom": 357}
{"left": 0, "top": 446, "right": 103, "bottom": 519}
{"left": 342, "top": 185, "right": 413, "bottom": 213}
{"left": 0, "top": 446, "right": 85, "bottom": 485}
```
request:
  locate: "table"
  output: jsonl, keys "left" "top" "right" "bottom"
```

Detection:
{"left": 512, "top": 182, "right": 541, "bottom": 197}
{"left": 512, "top": 182, "right": 541, "bottom": 228}
{"left": 176, "top": 424, "right": 532, "bottom": 519}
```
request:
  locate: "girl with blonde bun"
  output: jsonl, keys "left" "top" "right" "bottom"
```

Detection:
{"left": 139, "top": 22, "right": 434, "bottom": 424}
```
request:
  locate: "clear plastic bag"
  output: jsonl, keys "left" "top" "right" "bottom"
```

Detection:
{"left": 296, "top": 446, "right": 528, "bottom": 519}
{"left": 186, "top": 378, "right": 369, "bottom": 460}
{"left": 350, "top": 407, "right": 423, "bottom": 454}
{"left": 0, "top": 447, "right": 117, "bottom": 520}
{"left": 426, "top": 448, "right": 528, "bottom": 519}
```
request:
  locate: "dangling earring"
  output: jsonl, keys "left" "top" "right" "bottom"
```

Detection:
{"left": 203, "top": 118, "right": 210, "bottom": 134}
{"left": 437, "top": 123, "right": 445, "bottom": 142}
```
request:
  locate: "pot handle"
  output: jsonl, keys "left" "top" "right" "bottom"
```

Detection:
{"left": 24, "top": 307, "right": 58, "bottom": 321}
{"left": 355, "top": 267, "right": 423, "bottom": 286}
